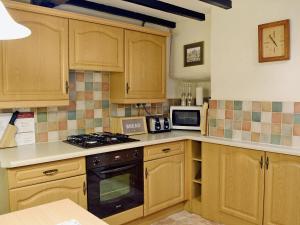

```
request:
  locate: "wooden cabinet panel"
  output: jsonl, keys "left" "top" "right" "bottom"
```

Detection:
{"left": 144, "top": 141, "right": 184, "bottom": 161}
{"left": 0, "top": 9, "right": 68, "bottom": 105}
{"left": 125, "top": 30, "right": 166, "bottom": 99}
{"left": 264, "top": 153, "right": 300, "bottom": 225}
{"left": 219, "top": 146, "right": 264, "bottom": 225}
{"left": 69, "top": 20, "right": 124, "bottom": 72}
{"left": 9, "top": 175, "right": 87, "bottom": 211}
{"left": 8, "top": 158, "right": 85, "bottom": 189}
{"left": 144, "top": 154, "right": 184, "bottom": 216}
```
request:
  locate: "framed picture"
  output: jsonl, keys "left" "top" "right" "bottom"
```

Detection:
{"left": 184, "top": 41, "right": 204, "bottom": 67}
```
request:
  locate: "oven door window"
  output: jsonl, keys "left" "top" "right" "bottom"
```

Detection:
{"left": 172, "top": 110, "right": 200, "bottom": 126}
{"left": 100, "top": 173, "right": 130, "bottom": 202}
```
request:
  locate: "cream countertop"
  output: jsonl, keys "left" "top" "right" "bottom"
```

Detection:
{"left": 0, "top": 199, "right": 108, "bottom": 225}
{"left": 1, "top": 131, "right": 300, "bottom": 168}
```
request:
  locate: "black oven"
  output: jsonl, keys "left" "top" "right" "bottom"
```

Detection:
{"left": 86, "top": 148, "right": 143, "bottom": 218}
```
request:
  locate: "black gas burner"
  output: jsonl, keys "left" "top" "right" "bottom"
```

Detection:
{"left": 65, "top": 132, "right": 139, "bottom": 149}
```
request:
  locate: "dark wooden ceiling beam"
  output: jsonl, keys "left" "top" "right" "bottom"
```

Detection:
{"left": 122, "top": 0, "right": 205, "bottom": 21}
{"left": 199, "top": 0, "right": 232, "bottom": 9}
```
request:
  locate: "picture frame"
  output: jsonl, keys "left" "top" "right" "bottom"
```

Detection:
{"left": 184, "top": 41, "right": 204, "bottom": 67}
{"left": 110, "top": 116, "right": 148, "bottom": 135}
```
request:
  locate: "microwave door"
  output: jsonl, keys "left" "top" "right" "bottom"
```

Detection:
{"left": 172, "top": 110, "right": 201, "bottom": 130}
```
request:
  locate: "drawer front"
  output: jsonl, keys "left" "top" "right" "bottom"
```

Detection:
{"left": 9, "top": 175, "right": 87, "bottom": 211}
{"left": 8, "top": 157, "right": 85, "bottom": 189}
{"left": 144, "top": 141, "right": 185, "bottom": 161}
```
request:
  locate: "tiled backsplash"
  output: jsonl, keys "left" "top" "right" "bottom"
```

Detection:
{"left": 0, "top": 71, "right": 110, "bottom": 143}
{"left": 209, "top": 100, "right": 300, "bottom": 147}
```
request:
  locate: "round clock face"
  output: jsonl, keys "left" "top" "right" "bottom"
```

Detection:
{"left": 262, "top": 25, "right": 285, "bottom": 58}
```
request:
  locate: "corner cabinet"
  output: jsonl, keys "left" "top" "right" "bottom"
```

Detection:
{"left": 0, "top": 9, "right": 69, "bottom": 108}
{"left": 202, "top": 143, "right": 300, "bottom": 225}
{"left": 110, "top": 30, "right": 166, "bottom": 104}
{"left": 69, "top": 20, "right": 124, "bottom": 72}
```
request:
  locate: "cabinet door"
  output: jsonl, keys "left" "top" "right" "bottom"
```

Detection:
{"left": 144, "top": 154, "right": 184, "bottom": 216}
{"left": 264, "top": 153, "right": 300, "bottom": 225}
{"left": 69, "top": 20, "right": 124, "bottom": 72}
{"left": 125, "top": 30, "right": 166, "bottom": 99}
{"left": 9, "top": 175, "right": 87, "bottom": 211}
{"left": 0, "top": 10, "right": 68, "bottom": 102}
{"left": 219, "top": 146, "right": 264, "bottom": 225}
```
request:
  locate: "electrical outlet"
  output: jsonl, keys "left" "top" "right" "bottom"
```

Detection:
{"left": 135, "top": 103, "right": 141, "bottom": 109}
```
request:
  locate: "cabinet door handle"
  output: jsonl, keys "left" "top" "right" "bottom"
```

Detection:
{"left": 162, "top": 148, "right": 171, "bottom": 153}
{"left": 259, "top": 156, "right": 264, "bottom": 169}
{"left": 126, "top": 83, "right": 130, "bottom": 94}
{"left": 65, "top": 81, "right": 69, "bottom": 94}
{"left": 83, "top": 181, "right": 87, "bottom": 195}
{"left": 43, "top": 169, "right": 58, "bottom": 176}
{"left": 265, "top": 157, "right": 269, "bottom": 170}
{"left": 145, "top": 168, "right": 148, "bottom": 179}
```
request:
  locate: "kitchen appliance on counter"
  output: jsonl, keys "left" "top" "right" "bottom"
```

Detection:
{"left": 86, "top": 147, "right": 144, "bottom": 218}
{"left": 146, "top": 115, "right": 171, "bottom": 133}
{"left": 64, "top": 132, "right": 139, "bottom": 149}
{"left": 170, "top": 106, "right": 204, "bottom": 131}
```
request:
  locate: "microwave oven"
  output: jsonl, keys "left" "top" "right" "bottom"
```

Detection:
{"left": 170, "top": 106, "right": 203, "bottom": 131}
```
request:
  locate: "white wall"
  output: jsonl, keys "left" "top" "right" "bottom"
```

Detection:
{"left": 167, "top": 15, "right": 211, "bottom": 99}
{"left": 211, "top": 0, "right": 300, "bottom": 101}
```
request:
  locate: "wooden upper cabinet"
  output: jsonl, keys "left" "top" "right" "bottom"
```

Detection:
{"left": 264, "top": 153, "right": 300, "bottom": 225}
{"left": 110, "top": 30, "right": 166, "bottom": 104}
{"left": 69, "top": 20, "right": 124, "bottom": 72}
{"left": 219, "top": 146, "right": 264, "bottom": 225}
{"left": 0, "top": 9, "right": 69, "bottom": 107}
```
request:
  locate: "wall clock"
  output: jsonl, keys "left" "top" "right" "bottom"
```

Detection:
{"left": 258, "top": 19, "right": 290, "bottom": 63}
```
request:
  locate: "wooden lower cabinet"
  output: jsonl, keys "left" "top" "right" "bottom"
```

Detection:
{"left": 264, "top": 153, "right": 300, "bottom": 225}
{"left": 144, "top": 154, "right": 185, "bottom": 216}
{"left": 9, "top": 175, "right": 87, "bottom": 211}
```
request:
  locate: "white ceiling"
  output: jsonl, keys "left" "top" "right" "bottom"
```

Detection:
{"left": 86, "top": 0, "right": 211, "bottom": 22}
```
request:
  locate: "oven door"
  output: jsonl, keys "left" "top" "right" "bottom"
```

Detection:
{"left": 87, "top": 162, "right": 143, "bottom": 218}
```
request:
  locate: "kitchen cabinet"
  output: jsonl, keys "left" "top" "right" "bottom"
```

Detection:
{"left": 69, "top": 20, "right": 124, "bottom": 72}
{"left": 264, "top": 153, "right": 300, "bottom": 225}
{"left": 201, "top": 143, "right": 300, "bottom": 225}
{"left": 9, "top": 175, "right": 87, "bottom": 211}
{"left": 110, "top": 30, "right": 166, "bottom": 104}
{"left": 0, "top": 9, "right": 69, "bottom": 108}
{"left": 144, "top": 154, "right": 185, "bottom": 216}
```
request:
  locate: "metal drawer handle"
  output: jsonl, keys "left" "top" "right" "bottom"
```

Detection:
{"left": 43, "top": 169, "right": 58, "bottom": 176}
{"left": 162, "top": 148, "right": 171, "bottom": 153}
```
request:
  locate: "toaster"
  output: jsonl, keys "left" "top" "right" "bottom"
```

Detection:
{"left": 146, "top": 115, "right": 171, "bottom": 133}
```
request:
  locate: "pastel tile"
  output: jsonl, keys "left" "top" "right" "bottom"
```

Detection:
{"left": 85, "top": 72, "right": 93, "bottom": 82}
{"left": 58, "top": 121, "right": 67, "bottom": 130}
{"left": 85, "top": 82, "right": 93, "bottom": 91}
{"left": 217, "top": 100, "right": 225, "bottom": 109}
{"left": 225, "top": 101, "right": 233, "bottom": 110}
{"left": 272, "top": 112, "right": 282, "bottom": 124}
{"left": 243, "top": 111, "right": 252, "bottom": 121}
{"left": 282, "top": 113, "right": 293, "bottom": 124}
{"left": 37, "top": 112, "right": 47, "bottom": 123}
{"left": 225, "top": 120, "right": 233, "bottom": 130}
{"left": 102, "top": 100, "right": 110, "bottom": 109}
{"left": 252, "top": 112, "right": 261, "bottom": 122}
{"left": 292, "top": 136, "right": 300, "bottom": 147}
{"left": 242, "top": 121, "right": 251, "bottom": 131}
{"left": 224, "top": 129, "right": 232, "bottom": 139}
{"left": 225, "top": 110, "right": 233, "bottom": 119}
{"left": 58, "top": 111, "right": 67, "bottom": 121}
{"left": 76, "top": 81, "right": 84, "bottom": 91}
{"left": 85, "top": 100, "right": 95, "bottom": 109}
{"left": 260, "top": 133, "right": 271, "bottom": 144}
{"left": 94, "top": 91, "right": 102, "bottom": 100}
{"left": 94, "top": 118, "right": 102, "bottom": 127}
{"left": 48, "top": 122, "right": 58, "bottom": 131}
{"left": 271, "top": 135, "right": 281, "bottom": 145}
{"left": 37, "top": 122, "right": 48, "bottom": 133}
{"left": 251, "top": 132, "right": 260, "bottom": 142}
{"left": 209, "top": 100, "right": 217, "bottom": 109}
{"left": 242, "top": 101, "right": 252, "bottom": 111}
{"left": 76, "top": 71, "right": 84, "bottom": 82}
{"left": 294, "top": 114, "right": 300, "bottom": 124}
{"left": 67, "top": 120, "right": 77, "bottom": 130}
{"left": 85, "top": 92, "right": 93, "bottom": 100}
{"left": 216, "top": 119, "right": 224, "bottom": 129}
{"left": 252, "top": 102, "right": 261, "bottom": 112}
{"left": 294, "top": 102, "right": 300, "bottom": 113}
{"left": 261, "top": 123, "right": 271, "bottom": 134}
{"left": 77, "top": 119, "right": 85, "bottom": 129}
{"left": 234, "top": 110, "right": 242, "bottom": 121}
{"left": 293, "top": 124, "right": 300, "bottom": 136}
{"left": 282, "top": 124, "right": 293, "bottom": 136}
{"left": 94, "top": 109, "right": 102, "bottom": 118}
{"left": 232, "top": 130, "right": 242, "bottom": 140}
{"left": 271, "top": 124, "right": 281, "bottom": 135}
{"left": 261, "top": 112, "right": 272, "bottom": 123}
{"left": 85, "top": 119, "right": 94, "bottom": 129}
{"left": 68, "top": 111, "right": 76, "bottom": 120}
{"left": 48, "top": 131, "right": 59, "bottom": 142}
{"left": 251, "top": 122, "right": 261, "bottom": 133}
{"left": 272, "top": 102, "right": 282, "bottom": 112}
{"left": 76, "top": 110, "right": 84, "bottom": 119}
{"left": 282, "top": 102, "right": 294, "bottom": 113}
{"left": 94, "top": 72, "right": 101, "bottom": 82}
{"left": 76, "top": 92, "right": 85, "bottom": 100}
{"left": 262, "top": 102, "right": 272, "bottom": 112}
{"left": 85, "top": 109, "right": 94, "bottom": 119}
{"left": 242, "top": 131, "right": 251, "bottom": 142}
{"left": 37, "top": 132, "right": 48, "bottom": 142}
{"left": 233, "top": 121, "right": 241, "bottom": 130}
{"left": 281, "top": 136, "right": 292, "bottom": 146}
{"left": 234, "top": 101, "right": 242, "bottom": 110}
{"left": 216, "top": 128, "right": 224, "bottom": 138}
